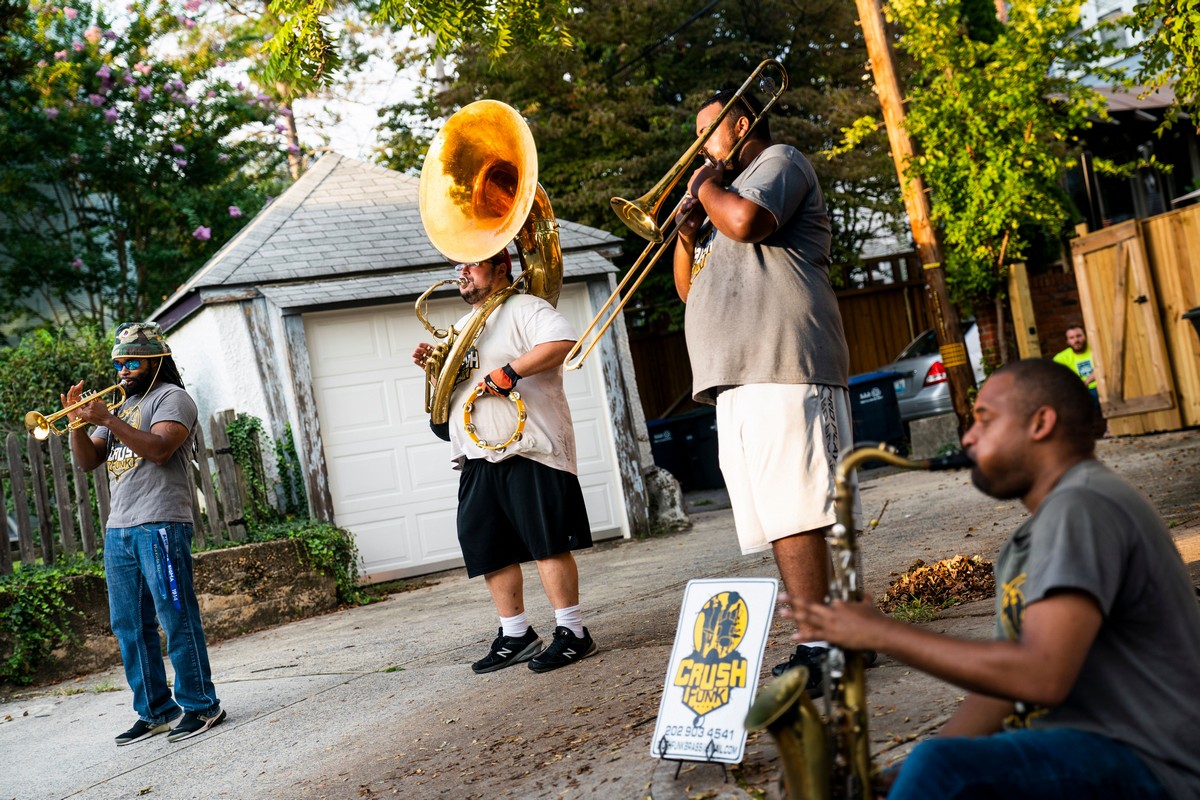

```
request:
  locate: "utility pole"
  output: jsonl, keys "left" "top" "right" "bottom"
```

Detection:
{"left": 854, "top": 0, "right": 976, "bottom": 429}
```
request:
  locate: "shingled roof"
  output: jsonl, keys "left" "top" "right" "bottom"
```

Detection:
{"left": 153, "top": 153, "right": 622, "bottom": 325}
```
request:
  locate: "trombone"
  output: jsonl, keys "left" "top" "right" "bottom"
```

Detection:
{"left": 563, "top": 58, "right": 788, "bottom": 371}
{"left": 24, "top": 383, "right": 126, "bottom": 441}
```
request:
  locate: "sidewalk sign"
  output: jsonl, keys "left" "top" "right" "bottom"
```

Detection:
{"left": 650, "top": 577, "right": 778, "bottom": 764}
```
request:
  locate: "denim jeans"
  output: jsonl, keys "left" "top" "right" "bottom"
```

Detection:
{"left": 104, "top": 522, "right": 219, "bottom": 723}
{"left": 888, "top": 727, "right": 1169, "bottom": 799}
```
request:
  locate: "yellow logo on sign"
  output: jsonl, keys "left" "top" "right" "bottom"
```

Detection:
{"left": 673, "top": 591, "right": 749, "bottom": 721}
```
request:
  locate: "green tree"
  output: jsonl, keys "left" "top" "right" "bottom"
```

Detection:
{"left": 874, "top": 0, "right": 1119, "bottom": 312}
{"left": 0, "top": 0, "right": 290, "bottom": 337}
{"left": 261, "top": 0, "right": 573, "bottom": 86}
{"left": 1129, "top": 0, "right": 1200, "bottom": 127}
{"left": 378, "top": 0, "right": 905, "bottom": 329}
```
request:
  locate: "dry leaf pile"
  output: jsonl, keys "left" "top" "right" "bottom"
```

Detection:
{"left": 877, "top": 554, "right": 995, "bottom": 612}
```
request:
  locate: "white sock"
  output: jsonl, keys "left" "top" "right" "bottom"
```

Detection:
{"left": 799, "top": 640, "right": 829, "bottom": 650}
{"left": 555, "top": 605, "right": 584, "bottom": 638}
{"left": 500, "top": 611, "right": 530, "bottom": 638}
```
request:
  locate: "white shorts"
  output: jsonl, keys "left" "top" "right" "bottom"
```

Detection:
{"left": 716, "top": 383, "right": 856, "bottom": 554}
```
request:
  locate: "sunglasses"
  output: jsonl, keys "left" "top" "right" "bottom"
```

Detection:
{"left": 113, "top": 359, "right": 143, "bottom": 371}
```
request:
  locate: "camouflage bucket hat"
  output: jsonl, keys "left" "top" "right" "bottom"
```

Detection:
{"left": 112, "top": 321, "right": 171, "bottom": 358}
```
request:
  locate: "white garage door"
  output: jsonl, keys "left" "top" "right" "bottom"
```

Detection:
{"left": 303, "top": 283, "right": 628, "bottom": 580}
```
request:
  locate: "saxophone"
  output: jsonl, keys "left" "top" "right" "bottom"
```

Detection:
{"left": 745, "top": 444, "right": 971, "bottom": 799}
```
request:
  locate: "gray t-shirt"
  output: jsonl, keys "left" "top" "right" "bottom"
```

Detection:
{"left": 684, "top": 144, "right": 849, "bottom": 405}
{"left": 92, "top": 383, "right": 198, "bottom": 528}
{"left": 993, "top": 459, "right": 1200, "bottom": 800}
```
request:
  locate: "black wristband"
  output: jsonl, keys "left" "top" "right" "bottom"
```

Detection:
{"left": 502, "top": 363, "right": 522, "bottom": 384}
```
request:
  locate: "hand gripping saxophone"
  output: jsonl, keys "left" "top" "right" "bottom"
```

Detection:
{"left": 745, "top": 444, "right": 971, "bottom": 799}
{"left": 414, "top": 100, "right": 563, "bottom": 441}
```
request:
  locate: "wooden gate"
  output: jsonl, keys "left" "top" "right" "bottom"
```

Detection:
{"left": 1070, "top": 220, "right": 1181, "bottom": 436}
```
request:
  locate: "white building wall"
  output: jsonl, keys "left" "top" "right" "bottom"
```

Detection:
{"left": 167, "top": 303, "right": 276, "bottom": 437}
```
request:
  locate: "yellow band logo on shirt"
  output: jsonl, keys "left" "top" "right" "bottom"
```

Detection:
{"left": 673, "top": 591, "right": 749, "bottom": 720}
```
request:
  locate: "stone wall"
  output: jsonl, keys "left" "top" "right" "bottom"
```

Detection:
{"left": 4, "top": 538, "right": 338, "bottom": 688}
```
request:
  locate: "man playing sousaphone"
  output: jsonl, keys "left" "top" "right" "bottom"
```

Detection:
{"left": 782, "top": 360, "right": 1200, "bottom": 798}
{"left": 412, "top": 247, "right": 598, "bottom": 675}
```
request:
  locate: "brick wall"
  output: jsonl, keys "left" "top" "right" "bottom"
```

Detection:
{"left": 1029, "top": 270, "right": 1086, "bottom": 358}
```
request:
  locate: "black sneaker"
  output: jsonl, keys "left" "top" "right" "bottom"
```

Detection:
{"left": 771, "top": 644, "right": 827, "bottom": 698}
{"left": 528, "top": 626, "right": 597, "bottom": 673}
{"left": 472, "top": 627, "right": 544, "bottom": 674}
{"left": 166, "top": 708, "right": 227, "bottom": 742}
{"left": 115, "top": 717, "right": 174, "bottom": 746}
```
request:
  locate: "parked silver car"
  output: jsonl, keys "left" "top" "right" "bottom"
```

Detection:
{"left": 889, "top": 322, "right": 985, "bottom": 423}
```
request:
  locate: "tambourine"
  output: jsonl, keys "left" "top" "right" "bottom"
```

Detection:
{"left": 462, "top": 385, "right": 527, "bottom": 452}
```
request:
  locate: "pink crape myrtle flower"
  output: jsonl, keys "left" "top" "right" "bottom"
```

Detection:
{"left": 172, "top": 143, "right": 186, "bottom": 152}
{"left": 72, "top": 41, "right": 85, "bottom": 51}
{"left": 192, "top": 226, "right": 211, "bottom": 241}
{"left": 54, "top": 50, "right": 67, "bottom": 60}
{"left": 43, "top": 107, "right": 60, "bottom": 119}
{"left": 84, "top": 26, "right": 102, "bottom": 43}
{"left": 174, "top": 158, "right": 187, "bottom": 167}
{"left": 63, "top": 6, "right": 77, "bottom": 18}
{"left": 228, "top": 205, "right": 242, "bottom": 217}
{"left": 104, "top": 108, "right": 118, "bottom": 122}
{"left": 96, "top": 64, "right": 111, "bottom": 80}
{"left": 87, "top": 94, "right": 105, "bottom": 107}
{"left": 70, "top": 258, "right": 85, "bottom": 269}
{"left": 134, "top": 62, "right": 152, "bottom": 75}
{"left": 138, "top": 86, "right": 152, "bottom": 101}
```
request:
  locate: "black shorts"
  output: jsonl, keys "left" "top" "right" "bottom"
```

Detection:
{"left": 457, "top": 456, "right": 593, "bottom": 578}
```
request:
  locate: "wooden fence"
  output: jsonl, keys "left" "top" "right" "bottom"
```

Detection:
{"left": 1, "top": 409, "right": 257, "bottom": 576}
{"left": 628, "top": 252, "right": 932, "bottom": 420}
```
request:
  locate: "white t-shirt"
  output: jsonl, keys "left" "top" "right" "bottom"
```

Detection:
{"left": 447, "top": 293, "right": 579, "bottom": 474}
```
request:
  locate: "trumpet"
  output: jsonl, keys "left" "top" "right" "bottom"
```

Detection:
{"left": 746, "top": 444, "right": 971, "bottom": 799}
{"left": 563, "top": 58, "right": 788, "bottom": 371}
{"left": 24, "top": 382, "right": 127, "bottom": 441}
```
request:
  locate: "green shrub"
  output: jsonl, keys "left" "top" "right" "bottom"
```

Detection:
{"left": 247, "top": 520, "right": 367, "bottom": 605}
{"left": 0, "top": 558, "right": 105, "bottom": 685}
{"left": 0, "top": 326, "right": 112, "bottom": 437}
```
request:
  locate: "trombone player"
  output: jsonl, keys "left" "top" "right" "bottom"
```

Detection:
{"left": 672, "top": 87, "right": 854, "bottom": 693}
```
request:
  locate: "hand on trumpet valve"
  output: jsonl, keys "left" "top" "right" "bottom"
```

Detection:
{"left": 61, "top": 380, "right": 107, "bottom": 426}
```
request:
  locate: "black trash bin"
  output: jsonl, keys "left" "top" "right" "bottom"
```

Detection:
{"left": 646, "top": 417, "right": 693, "bottom": 490}
{"left": 680, "top": 406, "right": 725, "bottom": 491}
{"left": 646, "top": 406, "right": 725, "bottom": 491}
{"left": 1184, "top": 307, "right": 1200, "bottom": 344}
{"left": 848, "top": 370, "right": 904, "bottom": 449}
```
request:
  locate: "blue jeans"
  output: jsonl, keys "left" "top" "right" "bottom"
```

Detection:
{"left": 104, "top": 522, "right": 219, "bottom": 723}
{"left": 888, "top": 728, "right": 1169, "bottom": 799}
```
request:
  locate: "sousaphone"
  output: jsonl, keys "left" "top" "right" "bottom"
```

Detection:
{"left": 415, "top": 100, "right": 563, "bottom": 434}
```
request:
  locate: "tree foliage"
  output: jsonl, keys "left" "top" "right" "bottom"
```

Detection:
{"left": 0, "top": 325, "right": 111, "bottom": 436}
{"left": 1129, "top": 0, "right": 1200, "bottom": 127}
{"left": 378, "top": 0, "right": 905, "bottom": 329}
{"left": 261, "top": 0, "right": 573, "bottom": 86}
{"left": 0, "top": 0, "right": 290, "bottom": 337}
{"left": 877, "top": 0, "right": 1118, "bottom": 311}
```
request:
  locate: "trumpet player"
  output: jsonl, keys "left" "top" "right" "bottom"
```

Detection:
{"left": 785, "top": 360, "right": 1200, "bottom": 799}
{"left": 672, "top": 87, "right": 854, "bottom": 692}
{"left": 412, "top": 249, "right": 598, "bottom": 675}
{"left": 64, "top": 322, "right": 225, "bottom": 746}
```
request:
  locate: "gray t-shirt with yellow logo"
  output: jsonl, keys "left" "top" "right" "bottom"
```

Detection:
{"left": 993, "top": 459, "right": 1200, "bottom": 799}
{"left": 92, "top": 383, "right": 197, "bottom": 528}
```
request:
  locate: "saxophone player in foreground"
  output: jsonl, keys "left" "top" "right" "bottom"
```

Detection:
{"left": 782, "top": 359, "right": 1200, "bottom": 799}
